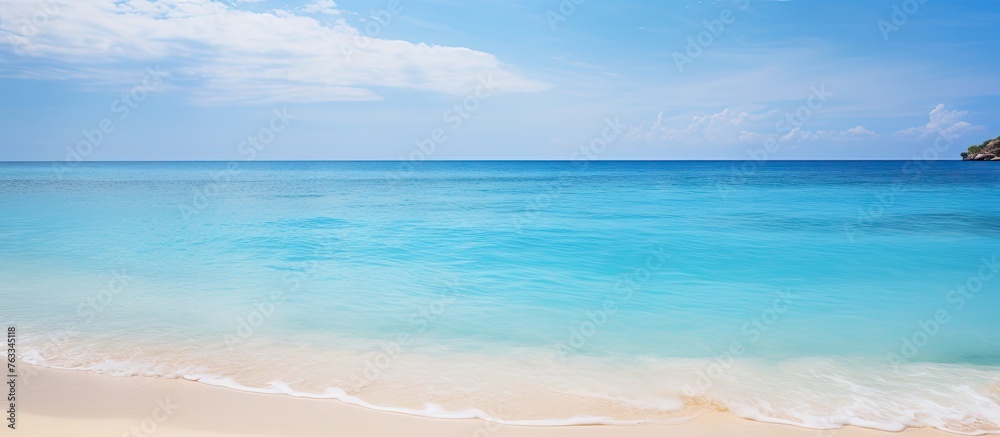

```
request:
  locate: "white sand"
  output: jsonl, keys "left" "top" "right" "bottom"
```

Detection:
{"left": 15, "top": 364, "right": 958, "bottom": 437}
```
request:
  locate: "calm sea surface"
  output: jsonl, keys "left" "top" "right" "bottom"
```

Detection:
{"left": 1, "top": 161, "right": 998, "bottom": 432}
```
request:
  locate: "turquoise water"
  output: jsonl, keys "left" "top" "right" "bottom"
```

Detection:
{"left": 1, "top": 161, "right": 999, "bottom": 432}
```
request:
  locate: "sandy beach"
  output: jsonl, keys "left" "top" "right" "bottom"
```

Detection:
{"left": 4, "top": 0, "right": 1000, "bottom": 433}
{"left": 15, "top": 364, "right": 962, "bottom": 437}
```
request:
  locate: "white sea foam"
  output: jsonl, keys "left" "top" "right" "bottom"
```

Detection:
{"left": 18, "top": 340, "right": 1000, "bottom": 434}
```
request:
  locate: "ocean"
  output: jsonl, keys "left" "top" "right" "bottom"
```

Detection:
{"left": 1, "top": 161, "right": 998, "bottom": 433}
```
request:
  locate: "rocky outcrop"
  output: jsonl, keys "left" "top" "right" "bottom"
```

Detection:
{"left": 962, "top": 136, "right": 1000, "bottom": 160}
{"left": 962, "top": 153, "right": 998, "bottom": 161}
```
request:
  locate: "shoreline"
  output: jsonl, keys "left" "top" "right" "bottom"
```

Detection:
{"left": 17, "top": 364, "right": 968, "bottom": 437}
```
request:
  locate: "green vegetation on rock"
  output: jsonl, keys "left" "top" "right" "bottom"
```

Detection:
{"left": 962, "top": 135, "right": 1000, "bottom": 160}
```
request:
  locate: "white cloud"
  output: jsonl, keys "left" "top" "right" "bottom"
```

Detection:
{"left": 778, "top": 125, "right": 879, "bottom": 143}
{"left": 896, "top": 104, "right": 978, "bottom": 138}
{"left": 629, "top": 108, "right": 762, "bottom": 143}
{"left": 844, "top": 125, "right": 877, "bottom": 136}
{"left": 628, "top": 108, "right": 877, "bottom": 146}
{"left": 0, "top": 0, "right": 548, "bottom": 104}
{"left": 303, "top": 0, "right": 340, "bottom": 16}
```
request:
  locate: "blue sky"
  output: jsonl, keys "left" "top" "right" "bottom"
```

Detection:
{"left": 0, "top": 0, "right": 998, "bottom": 160}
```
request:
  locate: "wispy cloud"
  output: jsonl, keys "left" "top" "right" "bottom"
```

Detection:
{"left": 627, "top": 104, "right": 980, "bottom": 148}
{"left": 0, "top": 0, "right": 549, "bottom": 104}
{"left": 302, "top": 0, "right": 340, "bottom": 16}
{"left": 628, "top": 107, "right": 867, "bottom": 145}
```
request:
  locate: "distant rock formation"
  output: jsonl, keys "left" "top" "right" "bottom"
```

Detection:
{"left": 961, "top": 136, "right": 1000, "bottom": 160}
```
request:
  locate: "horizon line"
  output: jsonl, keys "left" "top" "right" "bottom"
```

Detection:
{"left": 0, "top": 159, "right": 976, "bottom": 163}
